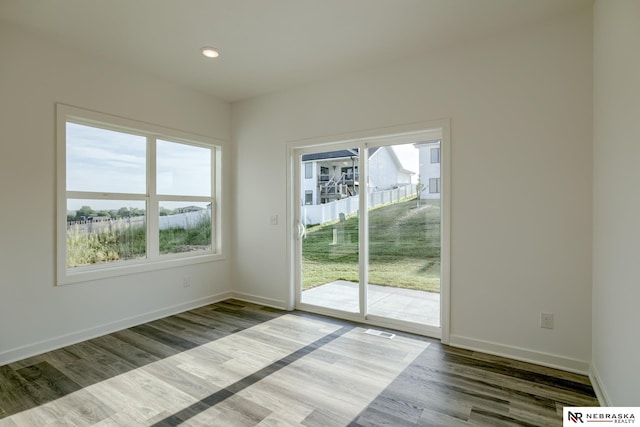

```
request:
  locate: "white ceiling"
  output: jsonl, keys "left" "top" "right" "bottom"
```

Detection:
{"left": 0, "top": 0, "right": 592, "bottom": 102}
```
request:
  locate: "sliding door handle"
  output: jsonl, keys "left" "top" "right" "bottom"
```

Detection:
{"left": 296, "top": 221, "right": 306, "bottom": 240}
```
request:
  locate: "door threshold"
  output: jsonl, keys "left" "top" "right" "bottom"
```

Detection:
{"left": 295, "top": 303, "right": 441, "bottom": 339}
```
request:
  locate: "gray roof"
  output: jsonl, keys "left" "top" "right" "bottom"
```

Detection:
{"left": 301, "top": 147, "right": 380, "bottom": 161}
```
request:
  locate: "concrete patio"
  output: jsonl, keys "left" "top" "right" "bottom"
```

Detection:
{"left": 301, "top": 280, "right": 440, "bottom": 326}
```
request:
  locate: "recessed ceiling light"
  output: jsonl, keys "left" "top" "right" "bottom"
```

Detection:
{"left": 201, "top": 47, "right": 220, "bottom": 58}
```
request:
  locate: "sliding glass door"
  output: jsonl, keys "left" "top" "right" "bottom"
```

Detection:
{"left": 298, "top": 147, "right": 361, "bottom": 314}
{"left": 366, "top": 142, "right": 441, "bottom": 327}
{"left": 293, "top": 127, "right": 447, "bottom": 337}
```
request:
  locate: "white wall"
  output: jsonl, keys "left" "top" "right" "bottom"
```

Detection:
{"left": 0, "top": 23, "right": 232, "bottom": 364}
{"left": 232, "top": 7, "right": 593, "bottom": 371}
{"left": 592, "top": 0, "right": 640, "bottom": 406}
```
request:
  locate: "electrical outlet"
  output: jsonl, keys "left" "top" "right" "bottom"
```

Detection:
{"left": 270, "top": 214, "right": 278, "bottom": 225}
{"left": 541, "top": 312, "right": 554, "bottom": 329}
{"left": 182, "top": 276, "right": 191, "bottom": 288}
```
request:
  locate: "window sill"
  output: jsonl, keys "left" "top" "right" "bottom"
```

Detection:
{"left": 57, "top": 253, "right": 225, "bottom": 286}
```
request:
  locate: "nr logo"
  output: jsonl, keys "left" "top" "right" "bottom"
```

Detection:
{"left": 568, "top": 411, "right": 584, "bottom": 423}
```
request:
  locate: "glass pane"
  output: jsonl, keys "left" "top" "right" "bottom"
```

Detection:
{"left": 66, "top": 199, "right": 146, "bottom": 268}
{"left": 300, "top": 148, "right": 360, "bottom": 313}
{"left": 431, "top": 147, "right": 440, "bottom": 164}
{"left": 157, "top": 140, "right": 211, "bottom": 197}
{"left": 367, "top": 143, "right": 441, "bottom": 326}
{"left": 159, "top": 201, "right": 212, "bottom": 255}
{"left": 66, "top": 123, "right": 146, "bottom": 194}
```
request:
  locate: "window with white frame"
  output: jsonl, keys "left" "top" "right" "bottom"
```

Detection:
{"left": 430, "top": 147, "right": 441, "bottom": 164}
{"left": 57, "top": 104, "right": 221, "bottom": 285}
{"left": 305, "top": 190, "right": 313, "bottom": 205}
{"left": 429, "top": 177, "right": 441, "bottom": 194}
{"left": 304, "top": 162, "right": 313, "bottom": 179}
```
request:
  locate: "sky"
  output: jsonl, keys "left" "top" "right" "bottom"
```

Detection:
{"left": 66, "top": 123, "right": 211, "bottom": 211}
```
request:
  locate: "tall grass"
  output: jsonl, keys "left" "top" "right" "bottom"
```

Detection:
{"left": 67, "top": 221, "right": 146, "bottom": 267}
{"left": 67, "top": 214, "right": 212, "bottom": 267}
{"left": 160, "top": 214, "right": 212, "bottom": 254}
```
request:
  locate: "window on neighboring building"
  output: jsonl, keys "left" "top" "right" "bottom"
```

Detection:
{"left": 341, "top": 166, "right": 358, "bottom": 181}
{"left": 430, "top": 147, "right": 441, "bottom": 164}
{"left": 305, "top": 163, "right": 313, "bottom": 179}
{"left": 57, "top": 104, "right": 222, "bottom": 285}
{"left": 429, "top": 178, "right": 441, "bottom": 194}
{"left": 305, "top": 191, "right": 313, "bottom": 205}
{"left": 320, "top": 166, "right": 330, "bottom": 181}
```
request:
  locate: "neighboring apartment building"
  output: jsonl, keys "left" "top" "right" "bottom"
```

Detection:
{"left": 301, "top": 147, "right": 413, "bottom": 205}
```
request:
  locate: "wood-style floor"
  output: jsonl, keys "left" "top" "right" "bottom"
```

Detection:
{"left": 0, "top": 300, "right": 598, "bottom": 426}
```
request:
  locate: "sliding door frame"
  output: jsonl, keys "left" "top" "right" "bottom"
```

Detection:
{"left": 286, "top": 120, "right": 450, "bottom": 343}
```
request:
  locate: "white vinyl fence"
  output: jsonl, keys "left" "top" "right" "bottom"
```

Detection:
{"left": 302, "top": 184, "right": 416, "bottom": 225}
{"left": 68, "top": 208, "right": 210, "bottom": 233}
{"left": 159, "top": 209, "right": 210, "bottom": 229}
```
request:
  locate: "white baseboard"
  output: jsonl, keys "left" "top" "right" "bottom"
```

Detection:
{"left": 449, "top": 334, "right": 591, "bottom": 375}
{"left": 228, "top": 292, "right": 289, "bottom": 310}
{"left": 589, "top": 363, "right": 611, "bottom": 406}
{"left": 0, "top": 291, "right": 232, "bottom": 367}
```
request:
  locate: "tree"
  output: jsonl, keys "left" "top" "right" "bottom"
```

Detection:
{"left": 75, "top": 205, "right": 95, "bottom": 221}
{"left": 117, "top": 207, "right": 130, "bottom": 218}
{"left": 129, "top": 207, "right": 145, "bottom": 217}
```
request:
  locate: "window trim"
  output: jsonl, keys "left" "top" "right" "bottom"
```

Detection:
{"left": 56, "top": 104, "right": 224, "bottom": 286}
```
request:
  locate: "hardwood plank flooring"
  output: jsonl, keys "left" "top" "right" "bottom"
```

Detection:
{"left": 0, "top": 300, "right": 598, "bottom": 426}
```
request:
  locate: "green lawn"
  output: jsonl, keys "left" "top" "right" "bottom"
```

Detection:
{"left": 302, "top": 197, "right": 441, "bottom": 292}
